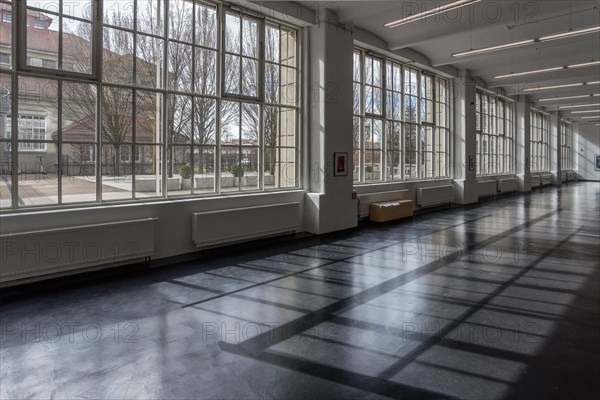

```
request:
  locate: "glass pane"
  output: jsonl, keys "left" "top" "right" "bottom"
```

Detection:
{"left": 103, "top": 27, "right": 134, "bottom": 84}
{"left": 170, "top": 145, "right": 191, "bottom": 196}
{"left": 404, "top": 125, "right": 417, "bottom": 179}
{"left": 61, "top": 143, "right": 96, "bottom": 204}
{"left": 353, "top": 82, "right": 361, "bottom": 115}
{"left": 169, "top": 0, "right": 193, "bottom": 43}
{"left": 0, "top": 152, "right": 10, "bottom": 208}
{"left": 225, "top": 13, "right": 240, "bottom": 53}
{"left": 27, "top": 8, "right": 59, "bottom": 69}
{"left": 279, "top": 107, "right": 296, "bottom": 147}
{"left": 169, "top": 94, "right": 192, "bottom": 146}
{"left": 265, "top": 63, "right": 280, "bottom": 104}
{"left": 101, "top": 86, "right": 133, "bottom": 143}
{"left": 168, "top": 42, "right": 193, "bottom": 92}
{"left": 137, "top": 90, "right": 162, "bottom": 144}
{"left": 405, "top": 95, "right": 417, "bottom": 122}
{"left": 242, "top": 18, "right": 258, "bottom": 58}
{"left": 264, "top": 106, "right": 278, "bottom": 148}
{"left": 240, "top": 147, "right": 259, "bottom": 191}
{"left": 195, "top": 48, "right": 216, "bottom": 95}
{"left": 220, "top": 146, "right": 239, "bottom": 192}
{"left": 136, "top": 34, "right": 164, "bottom": 88}
{"left": 224, "top": 54, "right": 240, "bottom": 94}
{"left": 372, "top": 88, "right": 382, "bottom": 115}
{"left": 280, "top": 67, "right": 297, "bottom": 106}
{"left": 241, "top": 103, "right": 259, "bottom": 146}
{"left": 241, "top": 58, "right": 258, "bottom": 97}
{"left": 221, "top": 101, "right": 240, "bottom": 145}
{"left": 265, "top": 25, "right": 280, "bottom": 63}
{"left": 18, "top": 142, "right": 58, "bottom": 206}
{"left": 365, "top": 86, "right": 373, "bottom": 114}
{"left": 193, "top": 146, "right": 215, "bottom": 194}
{"left": 63, "top": 18, "right": 92, "bottom": 73}
{"left": 62, "top": 81, "right": 97, "bottom": 143}
{"left": 103, "top": 0, "right": 134, "bottom": 29}
{"left": 372, "top": 151, "right": 382, "bottom": 181}
{"left": 101, "top": 143, "right": 132, "bottom": 201}
{"left": 0, "top": 2, "right": 12, "bottom": 70}
{"left": 353, "top": 149, "right": 360, "bottom": 182}
{"left": 373, "top": 59, "right": 381, "bottom": 87}
{"left": 281, "top": 28, "right": 296, "bottom": 67}
{"left": 0, "top": 73, "right": 11, "bottom": 140}
{"left": 27, "top": 0, "right": 59, "bottom": 12}
{"left": 268, "top": 148, "right": 296, "bottom": 189}
{"left": 194, "top": 97, "right": 216, "bottom": 145}
{"left": 135, "top": 144, "right": 162, "bottom": 198}
{"left": 196, "top": 3, "right": 217, "bottom": 48}
{"left": 373, "top": 119, "right": 382, "bottom": 150}
{"left": 137, "top": 0, "right": 162, "bottom": 35}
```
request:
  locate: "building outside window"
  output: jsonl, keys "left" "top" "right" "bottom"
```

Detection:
{"left": 0, "top": 0, "right": 301, "bottom": 209}
{"left": 4, "top": 115, "right": 47, "bottom": 151}
{"left": 353, "top": 48, "right": 450, "bottom": 183}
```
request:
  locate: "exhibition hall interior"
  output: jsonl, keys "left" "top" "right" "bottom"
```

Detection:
{"left": 0, "top": 0, "right": 599, "bottom": 399}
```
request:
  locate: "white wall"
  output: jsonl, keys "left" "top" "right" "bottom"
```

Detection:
{"left": 576, "top": 124, "right": 600, "bottom": 181}
{"left": 0, "top": 191, "right": 306, "bottom": 261}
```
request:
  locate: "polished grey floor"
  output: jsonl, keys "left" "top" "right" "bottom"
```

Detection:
{"left": 1, "top": 182, "right": 599, "bottom": 400}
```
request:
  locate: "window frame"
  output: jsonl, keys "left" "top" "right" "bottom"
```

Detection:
{"left": 2, "top": 0, "right": 302, "bottom": 211}
{"left": 17, "top": 0, "right": 102, "bottom": 80}
{"left": 221, "top": 7, "right": 263, "bottom": 101}
{"left": 475, "top": 89, "right": 515, "bottom": 176}
{"left": 353, "top": 47, "right": 452, "bottom": 184}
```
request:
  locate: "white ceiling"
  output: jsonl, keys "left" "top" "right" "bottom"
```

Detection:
{"left": 296, "top": 0, "right": 600, "bottom": 124}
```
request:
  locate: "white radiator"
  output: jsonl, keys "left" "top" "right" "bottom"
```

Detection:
{"left": 0, "top": 218, "right": 157, "bottom": 283}
{"left": 192, "top": 202, "right": 300, "bottom": 248}
{"left": 497, "top": 178, "right": 517, "bottom": 193}
{"left": 541, "top": 174, "right": 552, "bottom": 186}
{"left": 530, "top": 175, "right": 542, "bottom": 188}
{"left": 478, "top": 180, "right": 497, "bottom": 197}
{"left": 358, "top": 189, "right": 409, "bottom": 218}
{"left": 561, "top": 171, "right": 567, "bottom": 182}
{"left": 416, "top": 185, "right": 454, "bottom": 207}
{"left": 567, "top": 171, "right": 576, "bottom": 181}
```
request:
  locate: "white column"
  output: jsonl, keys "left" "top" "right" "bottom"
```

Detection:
{"left": 515, "top": 96, "right": 531, "bottom": 192}
{"left": 452, "top": 70, "right": 478, "bottom": 204}
{"left": 549, "top": 111, "right": 561, "bottom": 185}
{"left": 304, "top": 11, "right": 357, "bottom": 234}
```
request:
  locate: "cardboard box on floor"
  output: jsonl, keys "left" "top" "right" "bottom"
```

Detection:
{"left": 369, "top": 200, "right": 414, "bottom": 222}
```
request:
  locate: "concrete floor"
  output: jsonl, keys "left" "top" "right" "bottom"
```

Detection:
{"left": 1, "top": 182, "right": 599, "bottom": 399}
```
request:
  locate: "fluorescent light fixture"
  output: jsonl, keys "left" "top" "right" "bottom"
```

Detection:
{"left": 538, "top": 94, "right": 600, "bottom": 102}
{"left": 451, "top": 26, "right": 599, "bottom": 58}
{"left": 495, "top": 61, "right": 600, "bottom": 79}
{"left": 495, "top": 67, "right": 563, "bottom": 79}
{"left": 452, "top": 40, "right": 534, "bottom": 58}
{"left": 523, "top": 83, "right": 583, "bottom": 91}
{"left": 568, "top": 61, "right": 600, "bottom": 69}
{"left": 539, "top": 26, "right": 600, "bottom": 42}
{"left": 571, "top": 110, "right": 600, "bottom": 114}
{"left": 385, "top": 0, "right": 481, "bottom": 28}
{"left": 523, "top": 81, "right": 600, "bottom": 92}
{"left": 581, "top": 116, "right": 600, "bottom": 119}
{"left": 559, "top": 103, "right": 600, "bottom": 109}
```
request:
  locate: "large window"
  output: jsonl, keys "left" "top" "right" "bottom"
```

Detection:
{"left": 561, "top": 121, "right": 572, "bottom": 170}
{"left": 475, "top": 91, "right": 514, "bottom": 175}
{"left": 0, "top": 0, "right": 300, "bottom": 209}
{"left": 353, "top": 48, "right": 450, "bottom": 183}
{"left": 530, "top": 110, "right": 549, "bottom": 172}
